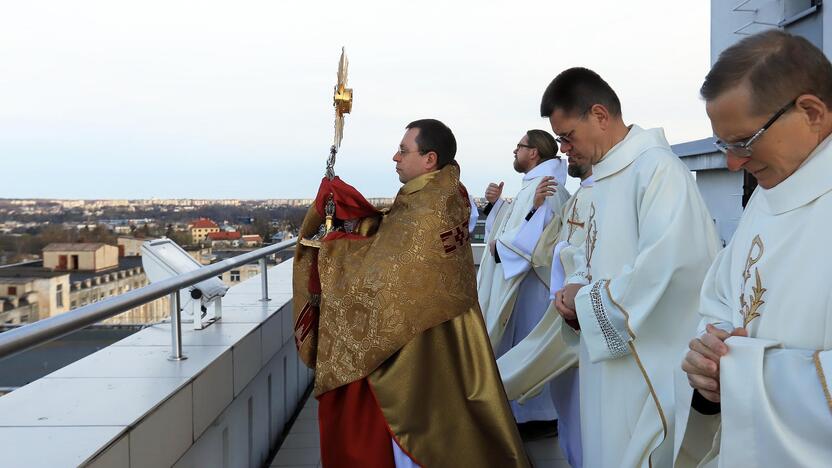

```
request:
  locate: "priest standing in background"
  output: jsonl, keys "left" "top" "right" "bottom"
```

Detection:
{"left": 677, "top": 30, "right": 832, "bottom": 467}
{"left": 548, "top": 68, "right": 721, "bottom": 467}
{"left": 498, "top": 149, "right": 593, "bottom": 467}
{"left": 477, "top": 130, "right": 570, "bottom": 437}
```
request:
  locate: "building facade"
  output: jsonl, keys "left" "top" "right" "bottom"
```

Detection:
{"left": 190, "top": 219, "right": 220, "bottom": 242}
{"left": 0, "top": 243, "right": 168, "bottom": 326}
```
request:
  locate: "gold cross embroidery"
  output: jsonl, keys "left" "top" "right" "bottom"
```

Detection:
{"left": 566, "top": 199, "right": 585, "bottom": 243}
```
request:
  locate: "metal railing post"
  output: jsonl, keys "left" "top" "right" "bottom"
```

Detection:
{"left": 168, "top": 291, "right": 187, "bottom": 361}
{"left": 259, "top": 258, "right": 270, "bottom": 302}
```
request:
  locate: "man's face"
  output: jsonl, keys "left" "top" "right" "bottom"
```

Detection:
{"left": 393, "top": 128, "right": 433, "bottom": 183}
{"left": 706, "top": 85, "right": 817, "bottom": 189}
{"left": 512, "top": 135, "right": 538, "bottom": 173}
{"left": 548, "top": 109, "right": 606, "bottom": 165}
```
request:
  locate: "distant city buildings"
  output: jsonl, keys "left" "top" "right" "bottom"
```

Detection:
{"left": 0, "top": 243, "right": 168, "bottom": 326}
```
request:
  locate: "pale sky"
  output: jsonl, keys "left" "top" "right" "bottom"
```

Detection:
{"left": 0, "top": 1, "right": 711, "bottom": 200}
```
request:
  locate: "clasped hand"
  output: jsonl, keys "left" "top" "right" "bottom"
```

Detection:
{"left": 681, "top": 323, "right": 748, "bottom": 402}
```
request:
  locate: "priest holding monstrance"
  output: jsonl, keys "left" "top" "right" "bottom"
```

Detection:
{"left": 292, "top": 49, "right": 528, "bottom": 468}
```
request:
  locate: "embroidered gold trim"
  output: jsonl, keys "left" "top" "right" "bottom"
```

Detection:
{"left": 813, "top": 350, "right": 832, "bottom": 417}
{"left": 739, "top": 235, "right": 766, "bottom": 329}
{"left": 604, "top": 281, "right": 667, "bottom": 468}
{"left": 584, "top": 203, "right": 598, "bottom": 282}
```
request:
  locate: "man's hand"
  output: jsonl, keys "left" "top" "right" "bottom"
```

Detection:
{"left": 533, "top": 177, "right": 558, "bottom": 209}
{"left": 554, "top": 283, "right": 583, "bottom": 325}
{"left": 488, "top": 240, "right": 496, "bottom": 257}
{"left": 485, "top": 182, "right": 504, "bottom": 204}
{"left": 681, "top": 324, "right": 748, "bottom": 403}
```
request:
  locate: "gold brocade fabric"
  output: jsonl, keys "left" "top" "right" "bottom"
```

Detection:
{"left": 294, "top": 164, "right": 479, "bottom": 395}
{"left": 368, "top": 307, "right": 530, "bottom": 467}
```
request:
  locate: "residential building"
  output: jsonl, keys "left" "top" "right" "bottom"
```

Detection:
{"left": 190, "top": 218, "right": 220, "bottom": 242}
{"left": 0, "top": 268, "right": 70, "bottom": 322}
{"left": 241, "top": 234, "right": 263, "bottom": 247}
{"left": 0, "top": 243, "right": 168, "bottom": 326}
{"left": 206, "top": 231, "right": 242, "bottom": 248}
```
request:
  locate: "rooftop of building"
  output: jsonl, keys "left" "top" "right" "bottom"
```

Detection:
{"left": 43, "top": 243, "right": 110, "bottom": 252}
{"left": 207, "top": 231, "right": 241, "bottom": 241}
{"left": 0, "top": 266, "right": 68, "bottom": 279}
{"left": 671, "top": 136, "right": 718, "bottom": 158}
{"left": 0, "top": 256, "right": 145, "bottom": 283}
{"left": 190, "top": 218, "right": 219, "bottom": 229}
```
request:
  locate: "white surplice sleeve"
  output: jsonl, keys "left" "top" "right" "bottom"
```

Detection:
{"left": 717, "top": 337, "right": 832, "bottom": 467}
{"left": 695, "top": 244, "right": 737, "bottom": 334}
{"left": 484, "top": 198, "right": 504, "bottom": 239}
{"left": 496, "top": 189, "right": 566, "bottom": 280}
{"left": 574, "top": 153, "right": 718, "bottom": 363}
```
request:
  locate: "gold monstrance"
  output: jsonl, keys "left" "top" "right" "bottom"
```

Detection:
{"left": 300, "top": 48, "right": 354, "bottom": 248}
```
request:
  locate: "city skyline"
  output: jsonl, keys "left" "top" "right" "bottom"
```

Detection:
{"left": 2, "top": 1, "right": 711, "bottom": 200}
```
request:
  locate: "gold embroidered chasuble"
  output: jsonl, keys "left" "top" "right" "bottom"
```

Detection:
{"left": 293, "top": 164, "right": 528, "bottom": 467}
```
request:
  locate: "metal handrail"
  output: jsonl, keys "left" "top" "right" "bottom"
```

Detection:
{"left": 0, "top": 238, "right": 298, "bottom": 362}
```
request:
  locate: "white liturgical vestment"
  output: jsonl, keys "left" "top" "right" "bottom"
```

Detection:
{"left": 478, "top": 158, "right": 570, "bottom": 349}
{"left": 673, "top": 134, "right": 832, "bottom": 468}
{"left": 565, "top": 125, "right": 720, "bottom": 468}
{"left": 477, "top": 158, "right": 570, "bottom": 422}
{"left": 497, "top": 176, "right": 593, "bottom": 468}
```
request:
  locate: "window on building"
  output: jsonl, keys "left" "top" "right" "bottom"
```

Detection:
{"left": 56, "top": 284, "right": 64, "bottom": 307}
{"left": 7, "top": 286, "right": 16, "bottom": 296}
{"left": 230, "top": 270, "right": 241, "bottom": 282}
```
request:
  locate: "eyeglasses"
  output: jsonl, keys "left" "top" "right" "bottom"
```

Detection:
{"left": 516, "top": 144, "right": 535, "bottom": 150}
{"left": 554, "top": 130, "right": 575, "bottom": 146}
{"left": 396, "top": 148, "right": 423, "bottom": 157}
{"left": 713, "top": 99, "right": 796, "bottom": 157}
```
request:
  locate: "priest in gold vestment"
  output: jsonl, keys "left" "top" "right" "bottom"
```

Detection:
{"left": 293, "top": 119, "right": 528, "bottom": 468}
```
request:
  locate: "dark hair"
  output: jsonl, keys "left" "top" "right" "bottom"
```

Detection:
{"left": 525, "top": 130, "right": 558, "bottom": 161}
{"left": 701, "top": 30, "right": 832, "bottom": 116}
{"left": 405, "top": 119, "right": 457, "bottom": 168}
{"left": 540, "top": 67, "right": 622, "bottom": 118}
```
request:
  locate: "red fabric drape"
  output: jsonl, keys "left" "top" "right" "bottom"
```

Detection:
{"left": 314, "top": 176, "right": 380, "bottom": 220}
{"left": 318, "top": 378, "right": 396, "bottom": 468}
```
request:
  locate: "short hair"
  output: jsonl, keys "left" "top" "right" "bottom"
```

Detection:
{"left": 540, "top": 67, "right": 622, "bottom": 118}
{"left": 405, "top": 119, "right": 457, "bottom": 169}
{"left": 525, "top": 130, "right": 558, "bottom": 161}
{"left": 701, "top": 30, "right": 832, "bottom": 116}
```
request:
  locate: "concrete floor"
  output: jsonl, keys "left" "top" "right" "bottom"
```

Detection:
{"left": 267, "top": 396, "right": 571, "bottom": 468}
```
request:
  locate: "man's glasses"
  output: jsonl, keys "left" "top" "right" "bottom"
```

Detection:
{"left": 516, "top": 144, "right": 535, "bottom": 150}
{"left": 396, "top": 148, "right": 423, "bottom": 157}
{"left": 713, "top": 99, "right": 796, "bottom": 157}
{"left": 554, "top": 130, "right": 575, "bottom": 146}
